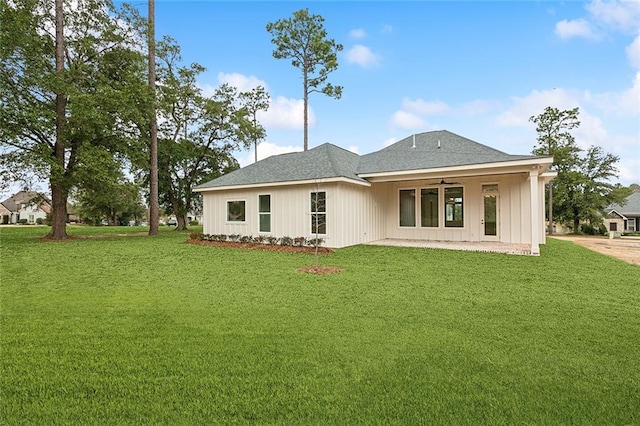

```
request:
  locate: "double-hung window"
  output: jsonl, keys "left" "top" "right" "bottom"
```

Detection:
{"left": 311, "top": 191, "right": 326, "bottom": 234}
{"left": 258, "top": 194, "right": 271, "bottom": 233}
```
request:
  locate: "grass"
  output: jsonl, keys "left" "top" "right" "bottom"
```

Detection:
{"left": 1, "top": 225, "right": 639, "bottom": 424}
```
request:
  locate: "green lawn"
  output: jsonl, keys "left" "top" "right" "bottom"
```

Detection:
{"left": 1, "top": 226, "right": 639, "bottom": 424}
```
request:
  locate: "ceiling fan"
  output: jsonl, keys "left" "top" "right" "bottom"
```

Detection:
{"left": 428, "top": 178, "right": 461, "bottom": 185}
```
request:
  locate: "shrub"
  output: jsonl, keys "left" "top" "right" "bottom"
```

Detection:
{"left": 189, "top": 232, "right": 204, "bottom": 241}
{"left": 19, "top": 219, "right": 28, "bottom": 225}
{"left": 239, "top": 235, "right": 252, "bottom": 243}
{"left": 280, "top": 236, "right": 293, "bottom": 246}
{"left": 253, "top": 235, "right": 266, "bottom": 244}
{"left": 35, "top": 218, "right": 44, "bottom": 225}
{"left": 293, "top": 237, "right": 306, "bottom": 247}
{"left": 266, "top": 236, "right": 279, "bottom": 245}
{"left": 306, "top": 237, "right": 324, "bottom": 247}
{"left": 190, "top": 220, "right": 199, "bottom": 226}
{"left": 581, "top": 224, "right": 597, "bottom": 235}
{"left": 228, "top": 234, "right": 241, "bottom": 242}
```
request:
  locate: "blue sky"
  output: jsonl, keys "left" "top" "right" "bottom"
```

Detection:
{"left": 135, "top": 1, "right": 638, "bottom": 184}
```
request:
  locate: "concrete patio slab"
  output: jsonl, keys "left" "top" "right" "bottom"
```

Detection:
{"left": 366, "top": 239, "right": 533, "bottom": 256}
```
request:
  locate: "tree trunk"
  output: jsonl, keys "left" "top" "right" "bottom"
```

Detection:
{"left": 573, "top": 216, "right": 580, "bottom": 234}
{"left": 148, "top": 0, "right": 159, "bottom": 236}
{"left": 303, "top": 70, "right": 308, "bottom": 151}
{"left": 176, "top": 214, "right": 188, "bottom": 231}
{"left": 50, "top": 0, "right": 68, "bottom": 239}
{"left": 50, "top": 180, "right": 68, "bottom": 239}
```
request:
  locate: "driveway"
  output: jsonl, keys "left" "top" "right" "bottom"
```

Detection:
{"left": 550, "top": 235, "right": 640, "bottom": 266}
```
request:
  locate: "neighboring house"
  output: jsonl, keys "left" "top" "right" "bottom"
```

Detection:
{"left": 0, "top": 191, "right": 52, "bottom": 224}
{"left": 604, "top": 192, "right": 640, "bottom": 234}
{"left": 0, "top": 203, "right": 11, "bottom": 224}
{"left": 195, "top": 130, "right": 555, "bottom": 255}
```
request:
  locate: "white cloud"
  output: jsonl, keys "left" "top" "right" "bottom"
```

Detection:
{"left": 391, "top": 110, "right": 426, "bottom": 129}
{"left": 238, "top": 141, "right": 303, "bottom": 167}
{"left": 555, "top": 19, "right": 598, "bottom": 40}
{"left": 584, "top": 71, "right": 640, "bottom": 116}
{"left": 349, "top": 28, "right": 366, "bottom": 39}
{"left": 217, "top": 72, "right": 268, "bottom": 92}
{"left": 258, "top": 96, "right": 315, "bottom": 130}
{"left": 346, "top": 44, "right": 379, "bottom": 68}
{"left": 626, "top": 34, "right": 640, "bottom": 68}
{"left": 586, "top": 0, "right": 640, "bottom": 33}
{"left": 402, "top": 98, "right": 450, "bottom": 115}
{"left": 495, "top": 88, "right": 580, "bottom": 127}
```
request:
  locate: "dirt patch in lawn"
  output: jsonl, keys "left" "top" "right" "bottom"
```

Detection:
{"left": 296, "top": 265, "right": 345, "bottom": 275}
{"left": 550, "top": 235, "right": 640, "bottom": 266}
{"left": 187, "top": 239, "right": 333, "bottom": 255}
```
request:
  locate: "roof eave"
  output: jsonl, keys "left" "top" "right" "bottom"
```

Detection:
{"left": 194, "top": 176, "right": 371, "bottom": 192}
{"left": 357, "top": 158, "right": 554, "bottom": 183}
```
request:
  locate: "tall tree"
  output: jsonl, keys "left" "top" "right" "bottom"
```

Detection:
{"left": 554, "top": 146, "right": 629, "bottom": 232}
{"left": 529, "top": 106, "right": 581, "bottom": 234}
{"left": 148, "top": 38, "right": 260, "bottom": 230}
{"left": 0, "top": 0, "right": 150, "bottom": 239}
{"left": 266, "top": 9, "right": 343, "bottom": 151}
{"left": 148, "top": 0, "right": 159, "bottom": 235}
{"left": 239, "top": 86, "right": 270, "bottom": 162}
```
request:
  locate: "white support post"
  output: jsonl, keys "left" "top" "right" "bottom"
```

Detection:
{"left": 529, "top": 169, "right": 540, "bottom": 255}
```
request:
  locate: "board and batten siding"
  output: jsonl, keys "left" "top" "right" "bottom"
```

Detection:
{"left": 200, "top": 181, "right": 381, "bottom": 248}
{"left": 370, "top": 172, "right": 539, "bottom": 245}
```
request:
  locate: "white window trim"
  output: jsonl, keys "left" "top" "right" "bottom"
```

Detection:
{"left": 226, "top": 199, "right": 247, "bottom": 223}
{"left": 444, "top": 185, "right": 466, "bottom": 229}
{"left": 398, "top": 188, "right": 417, "bottom": 228}
{"left": 628, "top": 218, "right": 636, "bottom": 232}
{"left": 258, "top": 194, "right": 271, "bottom": 234}
{"left": 419, "top": 187, "right": 439, "bottom": 228}
{"left": 310, "top": 190, "right": 327, "bottom": 236}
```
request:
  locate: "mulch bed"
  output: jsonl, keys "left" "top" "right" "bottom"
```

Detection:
{"left": 186, "top": 239, "right": 333, "bottom": 254}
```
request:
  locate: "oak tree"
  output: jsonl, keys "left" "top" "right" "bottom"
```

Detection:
{"left": 0, "top": 0, "right": 150, "bottom": 238}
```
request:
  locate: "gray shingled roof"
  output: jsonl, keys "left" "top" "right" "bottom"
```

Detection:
{"left": 196, "top": 130, "right": 546, "bottom": 190}
{"left": 357, "top": 130, "right": 539, "bottom": 174}
{"left": 608, "top": 192, "right": 640, "bottom": 215}
{"left": 195, "top": 143, "right": 365, "bottom": 189}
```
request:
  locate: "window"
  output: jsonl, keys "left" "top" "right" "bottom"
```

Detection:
{"left": 227, "top": 200, "right": 245, "bottom": 222}
{"left": 399, "top": 189, "right": 416, "bottom": 227}
{"left": 628, "top": 218, "right": 636, "bottom": 232}
{"left": 258, "top": 194, "right": 271, "bottom": 233}
{"left": 311, "top": 191, "right": 326, "bottom": 234}
{"left": 444, "top": 187, "right": 464, "bottom": 228}
{"left": 420, "top": 188, "right": 439, "bottom": 227}
{"left": 610, "top": 222, "right": 617, "bottom": 232}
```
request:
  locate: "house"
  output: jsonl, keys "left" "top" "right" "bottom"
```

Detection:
{"left": 0, "top": 191, "right": 52, "bottom": 224}
{"left": 194, "top": 130, "right": 555, "bottom": 255}
{"left": 604, "top": 191, "right": 640, "bottom": 234}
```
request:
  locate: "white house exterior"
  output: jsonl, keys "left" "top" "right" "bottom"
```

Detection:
{"left": 195, "top": 131, "right": 555, "bottom": 255}
{"left": 0, "top": 191, "right": 51, "bottom": 224}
